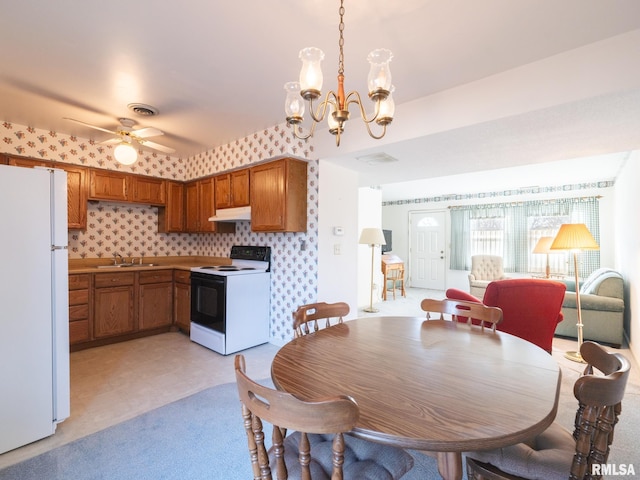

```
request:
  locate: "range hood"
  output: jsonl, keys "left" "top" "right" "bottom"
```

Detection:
{"left": 208, "top": 206, "right": 251, "bottom": 222}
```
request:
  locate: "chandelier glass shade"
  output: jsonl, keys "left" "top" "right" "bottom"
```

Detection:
{"left": 284, "top": 0, "right": 395, "bottom": 146}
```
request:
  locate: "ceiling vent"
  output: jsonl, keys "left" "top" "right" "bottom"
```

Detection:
{"left": 356, "top": 152, "right": 399, "bottom": 166}
{"left": 127, "top": 103, "right": 159, "bottom": 117}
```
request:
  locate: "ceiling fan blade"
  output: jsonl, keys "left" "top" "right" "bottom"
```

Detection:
{"left": 139, "top": 139, "right": 176, "bottom": 154}
{"left": 131, "top": 127, "right": 163, "bottom": 139}
{"left": 100, "top": 137, "right": 122, "bottom": 146}
{"left": 63, "top": 117, "right": 117, "bottom": 135}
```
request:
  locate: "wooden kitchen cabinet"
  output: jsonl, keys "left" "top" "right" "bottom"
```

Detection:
{"left": 89, "top": 169, "right": 128, "bottom": 202}
{"left": 60, "top": 164, "right": 88, "bottom": 229}
{"left": 250, "top": 157, "right": 307, "bottom": 232}
{"left": 185, "top": 177, "right": 235, "bottom": 233}
{"left": 215, "top": 168, "right": 250, "bottom": 209}
{"left": 93, "top": 272, "right": 136, "bottom": 338}
{"left": 138, "top": 269, "right": 173, "bottom": 330}
{"left": 173, "top": 270, "right": 191, "bottom": 332}
{"left": 158, "top": 181, "right": 185, "bottom": 232}
{"left": 68, "top": 273, "right": 91, "bottom": 345}
{"left": 129, "top": 175, "right": 166, "bottom": 205}
{"left": 6, "top": 156, "right": 88, "bottom": 229}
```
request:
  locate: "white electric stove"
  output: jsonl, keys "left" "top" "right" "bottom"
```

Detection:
{"left": 190, "top": 245, "right": 271, "bottom": 355}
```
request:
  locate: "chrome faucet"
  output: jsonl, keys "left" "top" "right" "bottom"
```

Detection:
{"left": 113, "top": 253, "right": 125, "bottom": 265}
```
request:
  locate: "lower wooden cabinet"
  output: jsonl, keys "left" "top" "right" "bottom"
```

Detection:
{"left": 93, "top": 272, "right": 136, "bottom": 338}
{"left": 68, "top": 274, "right": 91, "bottom": 344}
{"left": 174, "top": 270, "right": 191, "bottom": 332}
{"left": 138, "top": 270, "right": 173, "bottom": 330}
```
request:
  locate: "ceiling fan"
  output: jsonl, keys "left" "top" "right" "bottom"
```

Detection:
{"left": 64, "top": 117, "right": 176, "bottom": 154}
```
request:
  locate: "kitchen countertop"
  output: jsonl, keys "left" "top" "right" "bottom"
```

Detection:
{"left": 68, "top": 256, "right": 231, "bottom": 273}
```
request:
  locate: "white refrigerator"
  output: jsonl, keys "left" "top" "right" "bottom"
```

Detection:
{"left": 0, "top": 165, "right": 70, "bottom": 454}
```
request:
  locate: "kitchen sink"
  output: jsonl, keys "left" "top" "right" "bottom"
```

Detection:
{"left": 96, "top": 263, "right": 157, "bottom": 268}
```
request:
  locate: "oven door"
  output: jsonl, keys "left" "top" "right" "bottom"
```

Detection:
{"left": 190, "top": 272, "right": 226, "bottom": 333}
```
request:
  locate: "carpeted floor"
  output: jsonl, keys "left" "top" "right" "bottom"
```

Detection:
{"left": 0, "top": 380, "right": 442, "bottom": 480}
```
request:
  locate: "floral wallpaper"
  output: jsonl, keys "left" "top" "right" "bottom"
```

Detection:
{"left": 1, "top": 121, "right": 318, "bottom": 343}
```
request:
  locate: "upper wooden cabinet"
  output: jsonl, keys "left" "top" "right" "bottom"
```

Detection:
{"left": 215, "top": 168, "right": 250, "bottom": 209}
{"left": 130, "top": 175, "right": 165, "bottom": 205}
{"left": 185, "top": 177, "right": 235, "bottom": 234}
{"left": 89, "top": 169, "right": 128, "bottom": 202}
{"left": 158, "top": 181, "right": 184, "bottom": 233}
{"left": 6, "top": 156, "right": 88, "bottom": 229}
{"left": 250, "top": 158, "right": 307, "bottom": 232}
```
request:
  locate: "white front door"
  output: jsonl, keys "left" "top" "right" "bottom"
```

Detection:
{"left": 409, "top": 210, "right": 446, "bottom": 290}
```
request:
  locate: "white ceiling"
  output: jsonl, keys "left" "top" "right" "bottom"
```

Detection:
{"left": 1, "top": 0, "right": 640, "bottom": 200}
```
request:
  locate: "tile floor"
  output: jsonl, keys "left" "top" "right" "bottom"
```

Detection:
{"left": 1, "top": 287, "right": 636, "bottom": 470}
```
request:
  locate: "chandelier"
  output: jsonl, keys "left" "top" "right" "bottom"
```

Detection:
{"left": 284, "top": 0, "right": 395, "bottom": 146}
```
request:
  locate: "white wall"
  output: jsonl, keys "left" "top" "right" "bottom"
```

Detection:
{"left": 358, "top": 187, "right": 384, "bottom": 308}
{"left": 317, "top": 161, "right": 360, "bottom": 318}
{"left": 613, "top": 152, "right": 640, "bottom": 361}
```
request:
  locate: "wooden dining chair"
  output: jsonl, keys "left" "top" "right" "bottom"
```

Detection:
{"left": 234, "top": 354, "right": 415, "bottom": 479}
{"left": 466, "top": 341, "right": 631, "bottom": 480}
{"left": 420, "top": 298, "right": 503, "bottom": 332}
{"left": 292, "top": 301, "right": 349, "bottom": 338}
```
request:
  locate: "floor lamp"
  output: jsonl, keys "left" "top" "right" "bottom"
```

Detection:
{"left": 550, "top": 223, "right": 599, "bottom": 363}
{"left": 359, "top": 228, "right": 387, "bottom": 313}
{"left": 532, "top": 236, "right": 555, "bottom": 278}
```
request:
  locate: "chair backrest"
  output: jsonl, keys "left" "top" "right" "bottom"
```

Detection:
{"left": 420, "top": 298, "right": 503, "bottom": 332}
{"left": 482, "top": 279, "right": 566, "bottom": 353}
{"left": 234, "top": 354, "right": 359, "bottom": 480}
{"left": 570, "top": 341, "right": 631, "bottom": 480}
{"left": 293, "top": 301, "right": 349, "bottom": 338}
{"left": 470, "top": 255, "right": 505, "bottom": 281}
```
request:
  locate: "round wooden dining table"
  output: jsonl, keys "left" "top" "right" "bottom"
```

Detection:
{"left": 271, "top": 316, "right": 562, "bottom": 480}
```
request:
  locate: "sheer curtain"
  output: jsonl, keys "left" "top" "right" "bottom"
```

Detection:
{"left": 450, "top": 197, "right": 600, "bottom": 275}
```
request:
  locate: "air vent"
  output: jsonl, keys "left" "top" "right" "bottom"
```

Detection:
{"left": 356, "top": 152, "right": 399, "bottom": 165}
{"left": 127, "top": 103, "right": 159, "bottom": 117}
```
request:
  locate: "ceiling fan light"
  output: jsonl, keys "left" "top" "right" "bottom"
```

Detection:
{"left": 114, "top": 142, "right": 138, "bottom": 165}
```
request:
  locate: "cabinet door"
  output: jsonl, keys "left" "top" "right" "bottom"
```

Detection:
{"left": 61, "top": 164, "right": 88, "bottom": 229}
{"left": 158, "top": 181, "right": 184, "bottom": 232}
{"left": 139, "top": 282, "right": 173, "bottom": 330}
{"left": 7, "top": 156, "right": 51, "bottom": 168}
{"left": 184, "top": 181, "right": 200, "bottom": 232}
{"left": 93, "top": 285, "right": 135, "bottom": 338}
{"left": 89, "top": 170, "right": 128, "bottom": 201}
{"left": 214, "top": 174, "right": 232, "bottom": 209}
{"left": 250, "top": 160, "right": 287, "bottom": 231}
{"left": 131, "top": 176, "right": 166, "bottom": 205}
{"left": 174, "top": 281, "right": 191, "bottom": 332}
{"left": 198, "top": 178, "right": 216, "bottom": 233}
{"left": 231, "top": 169, "right": 250, "bottom": 207}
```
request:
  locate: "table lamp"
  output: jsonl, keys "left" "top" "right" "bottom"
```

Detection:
{"left": 532, "top": 236, "right": 555, "bottom": 278}
{"left": 359, "top": 228, "right": 387, "bottom": 313}
{"left": 550, "top": 223, "right": 599, "bottom": 363}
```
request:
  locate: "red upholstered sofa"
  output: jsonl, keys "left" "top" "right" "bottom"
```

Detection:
{"left": 446, "top": 279, "right": 566, "bottom": 353}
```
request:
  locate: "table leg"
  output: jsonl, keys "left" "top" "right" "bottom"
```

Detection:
{"left": 436, "top": 451, "right": 462, "bottom": 480}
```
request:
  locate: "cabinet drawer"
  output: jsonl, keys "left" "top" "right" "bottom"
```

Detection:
{"left": 69, "top": 274, "right": 90, "bottom": 290}
{"left": 69, "top": 289, "right": 89, "bottom": 306}
{"left": 94, "top": 272, "right": 135, "bottom": 288}
{"left": 69, "top": 320, "right": 90, "bottom": 343}
{"left": 69, "top": 304, "right": 89, "bottom": 321}
{"left": 138, "top": 269, "right": 174, "bottom": 284}
{"left": 174, "top": 270, "right": 191, "bottom": 284}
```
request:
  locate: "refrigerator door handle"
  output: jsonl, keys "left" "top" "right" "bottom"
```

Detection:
{"left": 51, "top": 245, "right": 68, "bottom": 251}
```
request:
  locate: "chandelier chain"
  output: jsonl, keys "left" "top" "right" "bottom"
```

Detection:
{"left": 338, "top": 0, "right": 345, "bottom": 76}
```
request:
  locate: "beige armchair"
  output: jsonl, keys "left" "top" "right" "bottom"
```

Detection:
{"left": 468, "top": 255, "right": 508, "bottom": 297}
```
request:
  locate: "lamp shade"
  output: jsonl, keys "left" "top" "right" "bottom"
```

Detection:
{"left": 550, "top": 224, "right": 599, "bottom": 251}
{"left": 359, "top": 228, "right": 386, "bottom": 246}
{"left": 532, "top": 236, "right": 555, "bottom": 254}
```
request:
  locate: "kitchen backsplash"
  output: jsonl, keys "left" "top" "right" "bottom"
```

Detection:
{"left": 2, "top": 121, "right": 318, "bottom": 342}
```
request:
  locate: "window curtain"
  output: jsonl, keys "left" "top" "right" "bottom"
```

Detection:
{"left": 450, "top": 197, "right": 600, "bottom": 275}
